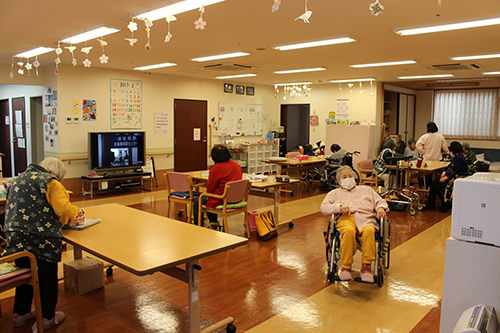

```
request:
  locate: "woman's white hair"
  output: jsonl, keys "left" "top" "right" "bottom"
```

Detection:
{"left": 38, "top": 157, "right": 67, "bottom": 180}
{"left": 336, "top": 165, "right": 354, "bottom": 180}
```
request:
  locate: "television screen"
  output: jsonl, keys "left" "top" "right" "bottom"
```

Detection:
{"left": 88, "top": 132, "right": 146, "bottom": 171}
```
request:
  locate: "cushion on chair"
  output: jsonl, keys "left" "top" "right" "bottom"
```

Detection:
{"left": 170, "top": 191, "right": 202, "bottom": 199}
{"left": 215, "top": 201, "right": 247, "bottom": 210}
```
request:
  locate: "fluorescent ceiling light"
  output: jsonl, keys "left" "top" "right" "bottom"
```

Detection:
{"left": 61, "top": 26, "right": 121, "bottom": 44}
{"left": 134, "top": 62, "right": 177, "bottom": 70}
{"left": 190, "top": 51, "right": 250, "bottom": 62}
{"left": 397, "top": 74, "right": 454, "bottom": 79}
{"left": 274, "top": 68, "right": 326, "bottom": 74}
{"left": 215, "top": 74, "right": 257, "bottom": 79}
{"left": 272, "top": 36, "right": 356, "bottom": 51}
{"left": 329, "top": 78, "right": 375, "bottom": 83}
{"left": 349, "top": 60, "right": 416, "bottom": 68}
{"left": 394, "top": 17, "right": 500, "bottom": 36}
{"left": 450, "top": 53, "right": 500, "bottom": 61}
{"left": 274, "top": 82, "right": 312, "bottom": 86}
{"left": 482, "top": 71, "right": 500, "bottom": 75}
{"left": 15, "top": 47, "right": 55, "bottom": 58}
{"left": 135, "top": 0, "right": 225, "bottom": 21}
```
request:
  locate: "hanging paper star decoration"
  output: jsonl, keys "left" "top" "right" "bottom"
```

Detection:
{"left": 195, "top": 5, "right": 207, "bottom": 30}
{"left": 54, "top": 43, "right": 62, "bottom": 73}
{"left": 369, "top": 0, "right": 384, "bottom": 16}
{"left": 295, "top": 0, "right": 312, "bottom": 23}
{"left": 125, "top": 38, "right": 138, "bottom": 46}
{"left": 98, "top": 38, "right": 109, "bottom": 64}
{"left": 33, "top": 57, "right": 40, "bottom": 77}
{"left": 164, "top": 15, "right": 176, "bottom": 43}
{"left": 128, "top": 21, "right": 138, "bottom": 32}
{"left": 83, "top": 58, "right": 92, "bottom": 68}
{"left": 9, "top": 57, "right": 14, "bottom": 78}
{"left": 272, "top": 0, "right": 281, "bottom": 13}
{"left": 143, "top": 19, "right": 153, "bottom": 51}
{"left": 81, "top": 46, "right": 93, "bottom": 54}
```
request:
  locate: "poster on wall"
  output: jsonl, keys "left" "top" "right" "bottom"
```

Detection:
{"left": 110, "top": 78, "right": 142, "bottom": 129}
{"left": 336, "top": 99, "right": 349, "bottom": 118}
{"left": 154, "top": 110, "right": 168, "bottom": 133}
{"left": 83, "top": 99, "right": 97, "bottom": 121}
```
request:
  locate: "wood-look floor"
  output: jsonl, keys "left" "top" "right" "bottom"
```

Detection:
{"left": 0, "top": 182, "right": 448, "bottom": 333}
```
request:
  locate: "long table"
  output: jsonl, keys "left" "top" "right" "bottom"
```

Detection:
{"left": 185, "top": 171, "right": 301, "bottom": 227}
{"left": 262, "top": 156, "right": 326, "bottom": 176}
{"left": 62, "top": 203, "right": 248, "bottom": 333}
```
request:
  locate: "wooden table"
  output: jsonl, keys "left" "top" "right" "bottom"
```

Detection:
{"left": 62, "top": 203, "right": 247, "bottom": 333}
{"left": 262, "top": 156, "right": 326, "bottom": 176}
{"left": 185, "top": 171, "right": 301, "bottom": 227}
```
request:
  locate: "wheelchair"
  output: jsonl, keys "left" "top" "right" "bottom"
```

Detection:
{"left": 318, "top": 151, "right": 361, "bottom": 191}
{"left": 323, "top": 215, "right": 391, "bottom": 287}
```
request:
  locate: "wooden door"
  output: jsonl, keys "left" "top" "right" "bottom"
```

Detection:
{"left": 30, "top": 96, "right": 44, "bottom": 164}
{"left": 281, "top": 104, "right": 310, "bottom": 153}
{"left": 0, "top": 99, "right": 12, "bottom": 177}
{"left": 174, "top": 99, "right": 207, "bottom": 172}
{"left": 12, "top": 97, "right": 27, "bottom": 175}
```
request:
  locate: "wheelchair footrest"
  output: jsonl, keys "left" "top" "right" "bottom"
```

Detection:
{"left": 354, "top": 277, "right": 375, "bottom": 284}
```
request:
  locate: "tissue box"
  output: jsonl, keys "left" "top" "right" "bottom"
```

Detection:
{"left": 297, "top": 155, "right": 310, "bottom": 161}
{"left": 64, "top": 258, "right": 104, "bottom": 295}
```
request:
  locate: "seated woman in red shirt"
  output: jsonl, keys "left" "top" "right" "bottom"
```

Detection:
{"left": 193, "top": 145, "right": 243, "bottom": 228}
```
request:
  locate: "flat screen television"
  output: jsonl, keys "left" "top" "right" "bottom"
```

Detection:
{"left": 88, "top": 131, "right": 146, "bottom": 172}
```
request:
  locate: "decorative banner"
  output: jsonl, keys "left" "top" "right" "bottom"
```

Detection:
{"left": 72, "top": 99, "right": 79, "bottom": 114}
{"left": 110, "top": 79, "right": 142, "bottom": 129}
{"left": 83, "top": 99, "right": 97, "bottom": 121}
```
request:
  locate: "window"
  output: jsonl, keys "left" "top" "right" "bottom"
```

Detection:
{"left": 433, "top": 89, "right": 500, "bottom": 140}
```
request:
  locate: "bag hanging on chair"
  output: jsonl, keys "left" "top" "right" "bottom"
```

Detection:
{"left": 255, "top": 209, "right": 278, "bottom": 241}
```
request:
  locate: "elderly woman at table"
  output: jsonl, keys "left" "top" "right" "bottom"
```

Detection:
{"left": 373, "top": 137, "right": 397, "bottom": 189}
{"left": 320, "top": 166, "right": 388, "bottom": 283}
{"left": 193, "top": 145, "right": 242, "bottom": 229}
{"left": 2, "top": 157, "right": 83, "bottom": 330}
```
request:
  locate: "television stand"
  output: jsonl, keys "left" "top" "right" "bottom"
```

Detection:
{"left": 81, "top": 171, "right": 152, "bottom": 198}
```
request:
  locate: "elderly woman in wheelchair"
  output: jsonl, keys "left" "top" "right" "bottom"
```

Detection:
{"left": 321, "top": 165, "right": 389, "bottom": 283}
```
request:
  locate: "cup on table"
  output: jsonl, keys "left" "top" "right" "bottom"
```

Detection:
{"left": 269, "top": 175, "right": 276, "bottom": 183}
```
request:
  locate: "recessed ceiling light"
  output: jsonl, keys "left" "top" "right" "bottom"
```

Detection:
{"left": 134, "top": 62, "right": 177, "bottom": 70}
{"left": 482, "top": 71, "right": 500, "bottom": 75}
{"left": 450, "top": 53, "right": 500, "bottom": 61}
{"left": 349, "top": 60, "right": 416, "bottom": 68}
{"left": 329, "top": 78, "right": 375, "bottom": 83}
{"left": 215, "top": 74, "right": 257, "bottom": 79}
{"left": 190, "top": 51, "right": 250, "bottom": 62}
{"left": 272, "top": 36, "right": 356, "bottom": 51}
{"left": 274, "top": 68, "right": 326, "bottom": 74}
{"left": 61, "top": 25, "right": 121, "bottom": 44}
{"left": 274, "top": 82, "right": 312, "bottom": 86}
{"left": 135, "top": 0, "right": 225, "bottom": 21}
{"left": 397, "top": 74, "right": 454, "bottom": 79}
{"left": 15, "top": 47, "right": 55, "bottom": 58}
{"left": 394, "top": 16, "right": 500, "bottom": 36}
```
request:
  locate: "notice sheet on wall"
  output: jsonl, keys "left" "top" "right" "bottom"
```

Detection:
{"left": 154, "top": 110, "right": 168, "bottom": 133}
{"left": 110, "top": 79, "right": 142, "bottom": 129}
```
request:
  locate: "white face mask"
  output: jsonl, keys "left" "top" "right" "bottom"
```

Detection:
{"left": 341, "top": 177, "right": 356, "bottom": 190}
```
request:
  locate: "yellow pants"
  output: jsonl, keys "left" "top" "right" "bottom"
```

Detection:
{"left": 336, "top": 214, "right": 376, "bottom": 269}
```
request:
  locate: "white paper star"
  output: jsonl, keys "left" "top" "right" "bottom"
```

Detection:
{"left": 83, "top": 58, "right": 92, "bottom": 68}
{"left": 164, "top": 32, "right": 173, "bottom": 43}
{"left": 99, "top": 54, "right": 109, "bottom": 64}
{"left": 194, "top": 17, "right": 206, "bottom": 30}
{"left": 125, "top": 38, "right": 138, "bottom": 46}
{"left": 25, "top": 63, "right": 32, "bottom": 70}
{"left": 72, "top": 58, "right": 77, "bottom": 66}
{"left": 55, "top": 47, "right": 63, "bottom": 55}
{"left": 97, "top": 39, "right": 108, "bottom": 47}
{"left": 295, "top": 10, "right": 312, "bottom": 23}
{"left": 127, "top": 21, "right": 138, "bottom": 32}
{"left": 55, "top": 57, "right": 61, "bottom": 65}
{"left": 9, "top": 72, "right": 14, "bottom": 78}
{"left": 18, "top": 69, "right": 24, "bottom": 75}
{"left": 81, "top": 46, "right": 93, "bottom": 54}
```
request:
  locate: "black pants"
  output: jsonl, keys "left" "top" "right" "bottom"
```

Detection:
{"left": 13, "top": 257, "right": 58, "bottom": 320}
{"left": 427, "top": 179, "right": 449, "bottom": 207}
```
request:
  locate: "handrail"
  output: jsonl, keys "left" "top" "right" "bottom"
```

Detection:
{"left": 61, "top": 153, "right": 173, "bottom": 164}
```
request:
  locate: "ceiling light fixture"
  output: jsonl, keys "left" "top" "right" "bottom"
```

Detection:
{"left": 272, "top": 36, "right": 356, "bottom": 51}
{"left": 274, "top": 68, "right": 326, "bottom": 74}
{"left": 134, "top": 62, "right": 177, "bottom": 70}
{"left": 61, "top": 25, "right": 121, "bottom": 44}
{"left": 397, "top": 74, "right": 454, "bottom": 79}
{"left": 482, "top": 71, "right": 500, "bottom": 75}
{"left": 215, "top": 74, "right": 257, "bottom": 79}
{"left": 329, "top": 78, "right": 375, "bottom": 83}
{"left": 349, "top": 60, "right": 416, "bottom": 68}
{"left": 394, "top": 16, "right": 500, "bottom": 36}
{"left": 274, "top": 82, "right": 312, "bottom": 86}
{"left": 190, "top": 51, "right": 250, "bottom": 62}
{"left": 450, "top": 53, "right": 500, "bottom": 61}
{"left": 135, "top": 0, "right": 225, "bottom": 21}
{"left": 15, "top": 47, "right": 55, "bottom": 58}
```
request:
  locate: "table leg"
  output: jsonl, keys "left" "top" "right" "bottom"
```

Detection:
{"left": 188, "top": 260, "right": 201, "bottom": 333}
{"left": 73, "top": 246, "right": 83, "bottom": 260}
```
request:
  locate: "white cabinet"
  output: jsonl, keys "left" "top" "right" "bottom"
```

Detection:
{"left": 325, "top": 125, "right": 376, "bottom": 168}
{"left": 238, "top": 143, "right": 278, "bottom": 174}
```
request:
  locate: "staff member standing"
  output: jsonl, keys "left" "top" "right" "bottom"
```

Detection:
{"left": 416, "top": 121, "right": 450, "bottom": 161}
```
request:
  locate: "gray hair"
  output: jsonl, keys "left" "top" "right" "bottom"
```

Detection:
{"left": 39, "top": 157, "right": 67, "bottom": 180}
{"left": 382, "top": 137, "right": 397, "bottom": 150}
{"left": 336, "top": 165, "right": 354, "bottom": 180}
{"left": 462, "top": 142, "right": 470, "bottom": 150}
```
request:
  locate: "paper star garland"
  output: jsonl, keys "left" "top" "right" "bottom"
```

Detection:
{"left": 164, "top": 15, "right": 176, "bottom": 43}
{"left": 9, "top": 57, "right": 14, "bottom": 78}
{"left": 195, "top": 5, "right": 207, "bottom": 30}
{"left": 72, "top": 58, "right": 78, "bottom": 66}
{"left": 82, "top": 42, "right": 92, "bottom": 67}
{"left": 98, "top": 38, "right": 109, "bottom": 64}
{"left": 54, "top": 43, "right": 61, "bottom": 73}
{"left": 126, "top": 18, "right": 138, "bottom": 47}
{"left": 144, "top": 19, "right": 153, "bottom": 51}
{"left": 369, "top": 0, "right": 384, "bottom": 16}
{"left": 83, "top": 58, "right": 92, "bottom": 68}
{"left": 125, "top": 38, "right": 138, "bottom": 46}
{"left": 81, "top": 46, "right": 93, "bottom": 54}
{"left": 66, "top": 44, "right": 77, "bottom": 66}
{"left": 272, "top": 0, "right": 281, "bottom": 13}
{"left": 295, "top": 0, "right": 312, "bottom": 23}
{"left": 33, "top": 57, "right": 40, "bottom": 77}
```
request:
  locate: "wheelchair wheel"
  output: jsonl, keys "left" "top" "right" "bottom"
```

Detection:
{"left": 377, "top": 266, "right": 384, "bottom": 287}
{"left": 409, "top": 207, "right": 416, "bottom": 216}
{"left": 300, "top": 171, "right": 310, "bottom": 181}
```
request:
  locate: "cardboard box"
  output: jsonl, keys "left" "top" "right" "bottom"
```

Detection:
{"left": 64, "top": 257, "right": 104, "bottom": 295}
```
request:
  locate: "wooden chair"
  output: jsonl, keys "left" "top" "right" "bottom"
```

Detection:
{"left": 198, "top": 179, "right": 252, "bottom": 237}
{"left": 357, "top": 160, "right": 383, "bottom": 189}
{"left": 0, "top": 251, "right": 44, "bottom": 333}
{"left": 164, "top": 172, "right": 204, "bottom": 223}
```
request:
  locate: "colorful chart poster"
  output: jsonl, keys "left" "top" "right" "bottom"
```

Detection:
{"left": 110, "top": 79, "right": 142, "bottom": 129}
{"left": 83, "top": 99, "right": 97, "bottom": 121}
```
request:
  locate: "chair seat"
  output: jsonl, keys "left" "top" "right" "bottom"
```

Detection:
{"left": 0, "top": 269, "right": 32, "bottom": 288}
{"left": 202, "top": 204, "right": 247, "bottom": 213}
{"left": 169, "top": 191, "right": 202, "bottom": 199}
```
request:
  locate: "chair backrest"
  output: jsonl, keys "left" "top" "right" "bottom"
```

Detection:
{"left": 286, "top": 152, "right": 300, "bottom": 158}
{"left": 166, "top": 172, "right": 190, "bottom": 192}
{"left": 358, "top": 159, "right": 374, "bottom": 171}
{"left": 226, "top": 179, "right": 250, "bottom": 203}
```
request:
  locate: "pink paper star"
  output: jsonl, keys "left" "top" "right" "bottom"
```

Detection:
{"left": 272, "top": 0, "right": 281, "bottom": 13}
{"left": 99, "top": 54, "right": 109, "bottom": 64}
{"left": 83, "top": 59, "right": 92, "bottom": 68}
{"left": 194, "top": 17, "right": 206, "bottom": 30}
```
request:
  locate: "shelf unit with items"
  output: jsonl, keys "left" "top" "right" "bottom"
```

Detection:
{"left": 238, "top": 143, "right": 279, "bottom": 174}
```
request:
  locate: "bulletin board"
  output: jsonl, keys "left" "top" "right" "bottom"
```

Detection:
{"left": 218, "top": 103, "right": 263, "bottom": 136}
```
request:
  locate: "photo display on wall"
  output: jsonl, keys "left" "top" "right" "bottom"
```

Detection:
{"left": 110, "top": 78, "right": 142, "bottom": 129}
